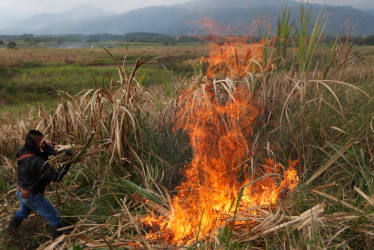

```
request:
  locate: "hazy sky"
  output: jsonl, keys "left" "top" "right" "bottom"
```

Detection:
{"left": 0, "top": 0, "right": 373, "bottom": 19}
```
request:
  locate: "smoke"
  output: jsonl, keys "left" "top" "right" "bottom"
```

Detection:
{"left": 49, "top": 43, "right": 91, "bottom": 49}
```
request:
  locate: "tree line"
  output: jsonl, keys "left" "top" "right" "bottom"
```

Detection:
{"left": 1, "top": 33, "right": 374, "bottom": 47}
{"left": 0, "top": 33, "right": 202, "bottom": 46}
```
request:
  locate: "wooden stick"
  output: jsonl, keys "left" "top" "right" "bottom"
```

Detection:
{"left": 68, "top": 131, "right": 96, "bottom": 165}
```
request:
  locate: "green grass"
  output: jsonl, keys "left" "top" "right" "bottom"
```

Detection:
{"left": 0, "top": 62, "right": 191, "bottom": 107}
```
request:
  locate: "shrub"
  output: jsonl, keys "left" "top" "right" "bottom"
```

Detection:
{"left": 7, "top": 41, "right": 17, "bottom": 49}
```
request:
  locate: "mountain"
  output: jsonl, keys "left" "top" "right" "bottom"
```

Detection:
{"left": 364, "top": 9, "right": 374, "bottom": 16}
{"left": 1, "top": 1, "right": 374, "bottom": 36}
{"left": 38, "top": 6, "right": 199, "bottom": 35}
{"left": 177, "top": 0, "right": 298, "bottom": 10}
{"left": 1, "top": 5, "right": 115, "bottom": 34}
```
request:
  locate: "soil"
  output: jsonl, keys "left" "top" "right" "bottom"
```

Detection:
{"left": 1, "top": 214, "right": 51, "bottom": 250}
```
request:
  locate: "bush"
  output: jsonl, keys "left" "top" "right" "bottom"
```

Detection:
{"left": 7, "top": 41, "right": 17, "bottom": 49}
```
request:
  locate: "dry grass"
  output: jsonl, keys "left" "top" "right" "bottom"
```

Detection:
{"left": 0, "top": 118, "right": 32, "bottom": 157}
{"left": 21, "top": 189, "right": 370, "bottom": 249}
{"left": 0, "top": 46, "right": 208, "bottom": 67}
{"left": 0, "top": 43, "right": 373, "bottom": 248}
{"left": 0, "top": 48, "right": 99, "bottom": 67}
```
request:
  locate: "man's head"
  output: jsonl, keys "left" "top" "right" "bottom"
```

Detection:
{"left": 26, "top": 130, "right": 45, "bottom": 151}
{"left": 29, "top": 130, "right": 44, "bottom": 145}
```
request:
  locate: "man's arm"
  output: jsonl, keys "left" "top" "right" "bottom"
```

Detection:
{"left": 41, "top": 143, "right": 57, "bottom": 159}
{"left": 37, "top": 158, "right": 72, "bottom": 182}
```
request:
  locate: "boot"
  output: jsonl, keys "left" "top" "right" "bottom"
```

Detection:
{"left": 50, "top": 224, "right": 62, "bottom": 240}
{"left": 6, "top": 216, "right": 23, "bottom": 235}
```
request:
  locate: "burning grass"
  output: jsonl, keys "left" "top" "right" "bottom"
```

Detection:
{"left": 142, "top": 75, "right": 299, "bottom": 245}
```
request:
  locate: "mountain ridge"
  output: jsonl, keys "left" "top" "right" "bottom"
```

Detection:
{"left": 364, "top": 9, "right": 374, "bottom": 16}
{"left": 1, "top": 1, "right": 374, "bottom": 36}
{"left": 1, "top": 5, "right": 115, "bottom": 35}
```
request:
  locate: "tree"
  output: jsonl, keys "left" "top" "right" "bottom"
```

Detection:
{"left": 7, "top": 41, "right": 17, "bottom": 49}
{"left": 366, "top": 35, "right": 374, "bottom": 45}
{"left": 0, "top": 40, "right": 4, "bottom": 45}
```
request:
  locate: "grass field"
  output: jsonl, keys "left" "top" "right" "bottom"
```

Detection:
{"left": 0, "top": 45, "right": 207, "bottom": 112}
{"left": 1, "top": 8, "right": 374, "bottom": 248}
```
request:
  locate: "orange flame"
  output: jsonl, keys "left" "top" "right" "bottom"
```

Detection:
{"left": 142, "top": 22, "right": 298, "bottom": 245}
{"left": 203, "top": 39, "right": 267, "bottom": 79}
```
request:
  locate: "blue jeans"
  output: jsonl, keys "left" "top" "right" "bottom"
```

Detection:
{"left": 14, "top": 191, "right": 61, "bottom": 227}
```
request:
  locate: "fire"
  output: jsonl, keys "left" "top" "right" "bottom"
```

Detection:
{"left": 203, "top": 37, "right": 267, "bottom": 79}
{"left": 200, "top": 17, "right": 273, "bottom": 80}
{"left": 142, "top": 21, "right": 299, "bottom": 245}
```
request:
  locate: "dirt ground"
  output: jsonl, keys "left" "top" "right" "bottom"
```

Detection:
{"left": 1, "top": 210, "right": 52, "bottom": 249}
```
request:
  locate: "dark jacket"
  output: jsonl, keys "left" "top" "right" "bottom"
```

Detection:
{"left": 16, "top": 133, "right": 71, "bottom": 194}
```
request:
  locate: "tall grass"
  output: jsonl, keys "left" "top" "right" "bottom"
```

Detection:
{"left": 255, "top": 4, "right": 374, "bottom": 248}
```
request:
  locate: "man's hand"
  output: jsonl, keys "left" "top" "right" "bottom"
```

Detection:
{"left": 58, "top": 149, "right": 73, "bottom": 156}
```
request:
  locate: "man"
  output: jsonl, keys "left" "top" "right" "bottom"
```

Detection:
{"left": 6, "top": 130, "right": 73, "bottom": 240}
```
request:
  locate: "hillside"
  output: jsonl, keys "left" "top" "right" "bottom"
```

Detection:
{"left": 1, "top": 1, "right": 374, "bottom": 36}
{"left": 177, "top": 0, "right": 299, "bottom": 9}
{"left": 1, "top": 5, "right": 115, "bottom": 34}
{"left": 364, "top": 9, "right": 374, "bottom": 16}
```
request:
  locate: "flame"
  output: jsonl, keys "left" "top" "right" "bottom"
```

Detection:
{"left": 203, "top": 39, "right": 267, "bottom": 79}
{"left": 142, "top": 22, "right": 298, "bottom": 245}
